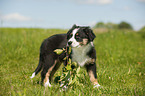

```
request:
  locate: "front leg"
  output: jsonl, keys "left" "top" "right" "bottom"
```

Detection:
{"left": 85, "top": 63, "right": 100, "bottom": 87}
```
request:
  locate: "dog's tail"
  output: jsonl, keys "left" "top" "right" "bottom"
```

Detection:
{"left": 30, "top": 60, "right": 43, "bottom": 79}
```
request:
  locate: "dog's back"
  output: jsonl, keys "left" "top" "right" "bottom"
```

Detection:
{"left": 40, "top": 34, "right": 67, "bottom": 55}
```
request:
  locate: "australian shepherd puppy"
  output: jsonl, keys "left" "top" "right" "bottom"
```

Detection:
{"left": 30, "top": 24, "right": 100, "bottom": 88}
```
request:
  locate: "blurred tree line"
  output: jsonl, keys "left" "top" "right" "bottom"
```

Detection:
{"left": 93, "top": 21, "right": 145, "bottom": 39}
{"left": 93, "top": 21, "right": 133, "bottom": 30}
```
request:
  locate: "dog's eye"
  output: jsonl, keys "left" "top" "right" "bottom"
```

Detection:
{"left": 76, "top": 33, "right": 79, "bottom": 36}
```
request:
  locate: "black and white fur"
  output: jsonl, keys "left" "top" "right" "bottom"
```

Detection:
{"left": 30, "top": 24, "right": 100, "bottom": 88}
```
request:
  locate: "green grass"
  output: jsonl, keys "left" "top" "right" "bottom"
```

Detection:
{"left": 0, "top": 28, "right": 145, "bottom": 96}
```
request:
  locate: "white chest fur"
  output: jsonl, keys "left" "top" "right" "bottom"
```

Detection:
{"left": 71, "top": 43, "right": 92, "bottom": 67}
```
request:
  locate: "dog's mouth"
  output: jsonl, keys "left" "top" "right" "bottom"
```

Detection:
{"left": 67, "top": 40, "right": 89, "bottom": 48}
{"left": 67, "top": 42, "right": 80, "bottom": 48}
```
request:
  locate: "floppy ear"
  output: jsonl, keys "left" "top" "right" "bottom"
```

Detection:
{"left": 67, "top": 24, "right": 77, "bottom": 39}
{"left": 84, "top": 28, "right": 96, "bottom": 41}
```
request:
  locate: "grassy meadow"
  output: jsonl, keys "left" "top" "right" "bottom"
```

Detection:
{"left": 0, "top": 28, "right": 145, "bottom": 96}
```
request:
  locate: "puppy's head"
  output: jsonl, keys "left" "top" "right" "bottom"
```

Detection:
{"left": 67, "top": 24, "right": 96, "bottom": 47}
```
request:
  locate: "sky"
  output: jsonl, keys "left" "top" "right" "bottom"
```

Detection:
{"left": 0, "top": 0, "right": 145, "bottom": 30}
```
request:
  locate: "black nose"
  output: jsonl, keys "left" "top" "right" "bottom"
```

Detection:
{"left": 68, "top": 41, "right": 72, "bottom": 46}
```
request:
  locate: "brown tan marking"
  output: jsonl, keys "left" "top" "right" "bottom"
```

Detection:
{"left": 90, "top": 59, "right": 95, "bottom": 64}
{"left": 86, "top": 59, "right": 95, "bottom": 65}
{"left": 49, "top": 61, "right": 62, "bottom": 82}
{"left": 88, "top": 70, "right": 99, "bottom": 85}
{"left": 83, "top": 39, "right": 88, "bottom": 45}
{"left": 44, "top": 60, "right": 57, "bottom": 84}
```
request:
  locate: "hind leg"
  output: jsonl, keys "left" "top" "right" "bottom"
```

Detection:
{"left": 41, "top": 64, "right": 56, "bottom": 87}
{"left": 49, "top": 61, "right": 62, "bottom": 82}
{"left": 41, "top": 55, "right": 58, "bottom": 87}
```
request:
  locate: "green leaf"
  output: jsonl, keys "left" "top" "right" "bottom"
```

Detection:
{"left": 76, "top": 66, "right": 80, "bottom": 74}
{"left": 63, "top": 57, "right": 67, "bottom": 60}
{"left": 72, "top": 62, "right": 77, "bottom": 67}
{"left": 59, "top": 71, "right": 71, "bottom": 82}
{"left": 66, "top": 64, "right": 72, "bottom": 70}
{"left": 68, "top": 76, "right": 76, "bottom": 85}
{"left": 68, "top": 47, "right": 71, "bottom": 54}
{"left": 59, "top": 72, "right": 67, "bottom": 81}
{"left": 64, "top": 71, "right": 71, "bottom": 81}
{"left": 54, "top": 49, "right": 63, "bottom": 55}
{"left": 68, "top": 58, "right": 71, "bottom": 64}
